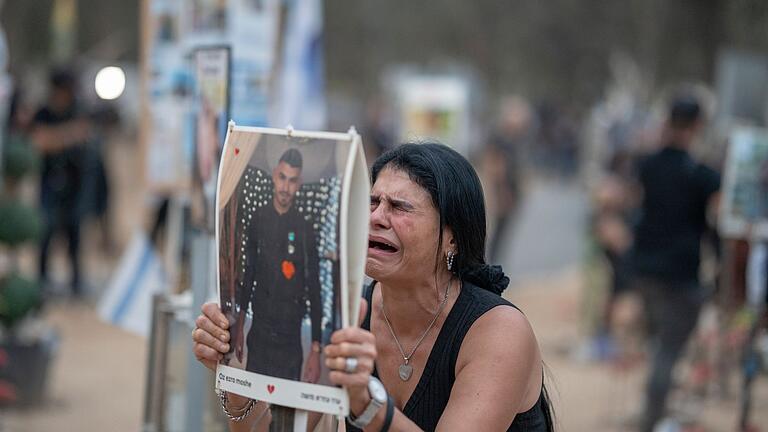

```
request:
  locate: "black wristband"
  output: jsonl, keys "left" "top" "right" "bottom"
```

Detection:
{"left": 380, "top": 394, "right": 394, "bottom": 432}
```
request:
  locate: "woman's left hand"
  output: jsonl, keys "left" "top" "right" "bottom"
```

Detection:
{"left": 324, "top": 300, "right": 378, "bottom": 415}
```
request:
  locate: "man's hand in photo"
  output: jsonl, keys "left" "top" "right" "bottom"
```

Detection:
{"left": 303, "top": 342, "right": 322, "bottom": 383}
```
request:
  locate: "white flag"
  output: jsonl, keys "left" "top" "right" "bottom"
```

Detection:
{"left": 271, "top": 0, "right": 326, "bottom": 130}
{"left": 98, "top": 232, "right": 168, "bottom": 337}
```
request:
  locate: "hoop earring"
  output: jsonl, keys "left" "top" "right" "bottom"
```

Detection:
{"left": 446, "top": 251, "right": 455, "bottom": 272}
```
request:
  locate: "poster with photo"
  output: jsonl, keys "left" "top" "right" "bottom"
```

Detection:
{"left": 190, "top": 0, "right": 228, "bottom": 34}
{"left": 719, "top": 126, "right": 768, "bottom": 239}
{"left": 146, "top": 0, "right": 192, "bottom": 189}
{"left": 227, "top": 0, "right": 280, "bottom": 126}
{"left": 393, "top": 73, "right": 472, "bottom": 156}
{"left": 215, "top": 124, "right": 369, "bottom": 415}
{"left": 181, "top": 0, "right": 230, "bottom": 49}
{"left": 191, "top": 46, "right": 230, "bottom": 231}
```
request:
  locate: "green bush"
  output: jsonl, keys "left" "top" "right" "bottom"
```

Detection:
{"left": 0, "top": 199, "right": 42, "bottom": 246}
{"left": 0, "top": 273, "right": 41, "bottom": 329}
{"left": 2, "top": 134, "right": 39, "bottom": 181}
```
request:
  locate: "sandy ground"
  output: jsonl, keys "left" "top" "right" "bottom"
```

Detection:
{"left": 1, "top": 303, "right": 147, "bottom": 432}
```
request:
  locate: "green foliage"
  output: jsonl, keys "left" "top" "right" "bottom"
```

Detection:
{"left": 2, "top": 134, "right": 39, "bottom": 181}
{"left": 0, "top": 272, "right": 41, "bottom": 329}
{"left": 0, "top": 199, "right": 42, "bottom": 247}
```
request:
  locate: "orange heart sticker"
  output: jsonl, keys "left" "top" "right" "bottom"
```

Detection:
{"left": 281, "top": 260, "right": 295, "bottom": 280}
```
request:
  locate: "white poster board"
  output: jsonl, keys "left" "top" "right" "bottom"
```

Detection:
{"left": 719, "top": 126, "right": 768, "bottom": 239}
{"left": 394, "top": 73, "right": 471, "bottom": 156}
{"left": 214, "top": 123, "right": 368, "bottom": 415}
{"left": 191, "top": 45, "right": 231, "bottom": 232}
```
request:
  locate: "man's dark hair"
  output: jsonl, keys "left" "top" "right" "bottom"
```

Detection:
{"left": 279, "top": 148, "right": 303, "bottom": 169}
{"left": 668, "top": 95, "right": 701, "bottom": 129}
{"left": 49, "top": 68, "right": 77, "bottom": 92}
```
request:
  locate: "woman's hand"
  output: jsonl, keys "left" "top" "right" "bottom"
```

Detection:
{"left": 324, "top": 300, "right": 378, "bottom": 416}
{"left": 192, "top": 302, "right": 231, "bottom": 371}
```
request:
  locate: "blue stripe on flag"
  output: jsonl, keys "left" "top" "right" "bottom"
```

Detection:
{"left": 111, "top": 244, "right": 154, "bottom": 324}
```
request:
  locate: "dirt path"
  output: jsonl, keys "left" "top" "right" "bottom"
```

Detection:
{"left": 1, "top": 303, "right": 146, "bottom": 432}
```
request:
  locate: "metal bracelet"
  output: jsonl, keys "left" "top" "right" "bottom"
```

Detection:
{"left": 219, "top": 391, "right": 256, "bottom": 422}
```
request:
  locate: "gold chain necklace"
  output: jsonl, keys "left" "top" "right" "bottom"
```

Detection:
{"left": 380, "top": 279, "right": 451, "bottom": 381}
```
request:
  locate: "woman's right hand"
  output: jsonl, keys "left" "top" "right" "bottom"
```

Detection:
{"left": 192, "top": 302, "right": 231, "bottom": 371}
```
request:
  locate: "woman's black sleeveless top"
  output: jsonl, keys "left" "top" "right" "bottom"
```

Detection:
{"left": 346, "top": 280, "right": 552, "bottom": 432}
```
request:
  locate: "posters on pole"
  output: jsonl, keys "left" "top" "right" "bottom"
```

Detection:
{"left": 189, "top": 0, "right": 228, "bottom": 34}
{"left": 191, "top": 46, "right": 231, "bottom": 232}
{"left": 215, "top": 124, "right": 368, "bottom": 415}
{"left": 145, "top": 0, "right": 281, "bottom": 190}
{"left": 181, "top": 0, "right": 230, "bottom": 50}
{"left": 227, "top": 0, "right": 280, "bottom": 126}
{"left": 146, "top": 0, "right": 192, "bottom": 189}
{"left": 719, "top": 126, "right": 768, "bottom": 239}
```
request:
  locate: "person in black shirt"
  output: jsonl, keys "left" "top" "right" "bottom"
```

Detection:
{"left": 232, "top": 148, "right": 323, "bottom": 383}
{"left": 30, "top": 69, "right": 91, "bottom": 297}
{"left": 631, "top": 95, "right": 720, "bottom": 432}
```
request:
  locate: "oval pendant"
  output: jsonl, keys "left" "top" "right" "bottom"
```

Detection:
{"left": 398, "top": 364, "right": 413, "bottom": 381}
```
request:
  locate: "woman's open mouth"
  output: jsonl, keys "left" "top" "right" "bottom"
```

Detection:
{"left": 368, "top": 238, "right": 399, "bottom": 253}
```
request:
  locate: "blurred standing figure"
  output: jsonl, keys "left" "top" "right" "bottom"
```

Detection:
{"left": 483, "top": 96, "right": 530, "bottom": 262}
{"left": 30, "top": 69, "right": 91, "bottom": 297}
{"left": 362, "top": 98, "right": 393, "bottom": 168}
{"left": 630, "top": 95, "right": 720, "bottom": 432}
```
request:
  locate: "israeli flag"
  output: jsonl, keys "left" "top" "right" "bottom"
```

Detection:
{"left": 98, "top": 232, "right": 168, "bottom": 337}
{"left": 271, "top": 0, "right": 326, "bottom": 130}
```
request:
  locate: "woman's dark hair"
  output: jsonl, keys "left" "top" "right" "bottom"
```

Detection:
{"left": 371, "top": 142, "right": 509, "bottom": 295}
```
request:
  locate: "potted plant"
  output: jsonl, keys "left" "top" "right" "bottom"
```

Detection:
{"left": 0, "top": 131, "right": 55, "bottom": 406}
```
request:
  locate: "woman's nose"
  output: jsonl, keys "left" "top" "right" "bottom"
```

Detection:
{"left": 369, "top": 204, "right": 389, "bottom": 229}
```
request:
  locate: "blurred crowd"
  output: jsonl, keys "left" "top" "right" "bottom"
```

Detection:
{"left": 580, "top": 86, "right": 768, "bottom": 430}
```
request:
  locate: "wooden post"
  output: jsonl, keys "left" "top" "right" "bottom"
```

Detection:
{"left": 138, "top": 0, "right": 151, "bottom": 229}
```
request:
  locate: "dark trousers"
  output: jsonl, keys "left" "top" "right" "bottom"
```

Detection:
{"left": 636, "top": 277, "right": 703, "bottom": 432}
{"left": 39, "top": 214, "right": 82, "bottom": 295}
{"left": 246, "top": 328, "right": 303, "bottom": 381}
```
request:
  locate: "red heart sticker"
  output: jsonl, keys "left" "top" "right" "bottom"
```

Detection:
{"left": 281, "top": 260, "right": 295, "bottom": 280}
{"left": 234, "top": 148, "right": 240, "bottom": 155}
{"left": 267, "top": 384, "right": 275, "bottom": 394}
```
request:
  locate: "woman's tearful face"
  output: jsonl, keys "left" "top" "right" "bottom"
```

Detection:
{"left": 366, "top": 167, "right": 441, "bottom": 283}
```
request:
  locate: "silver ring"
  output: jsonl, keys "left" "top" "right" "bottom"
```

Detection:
{"left": 344, "top": 357, "right": 358, "bottom": 373}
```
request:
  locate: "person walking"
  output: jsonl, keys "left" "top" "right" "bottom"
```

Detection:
{"left": 630, "top": 95, "right": 720, "bottom": 432}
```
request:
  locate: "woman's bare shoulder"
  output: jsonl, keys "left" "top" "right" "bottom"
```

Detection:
{"left": 458, "top": 304, "right": 538, "bottom": 370}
